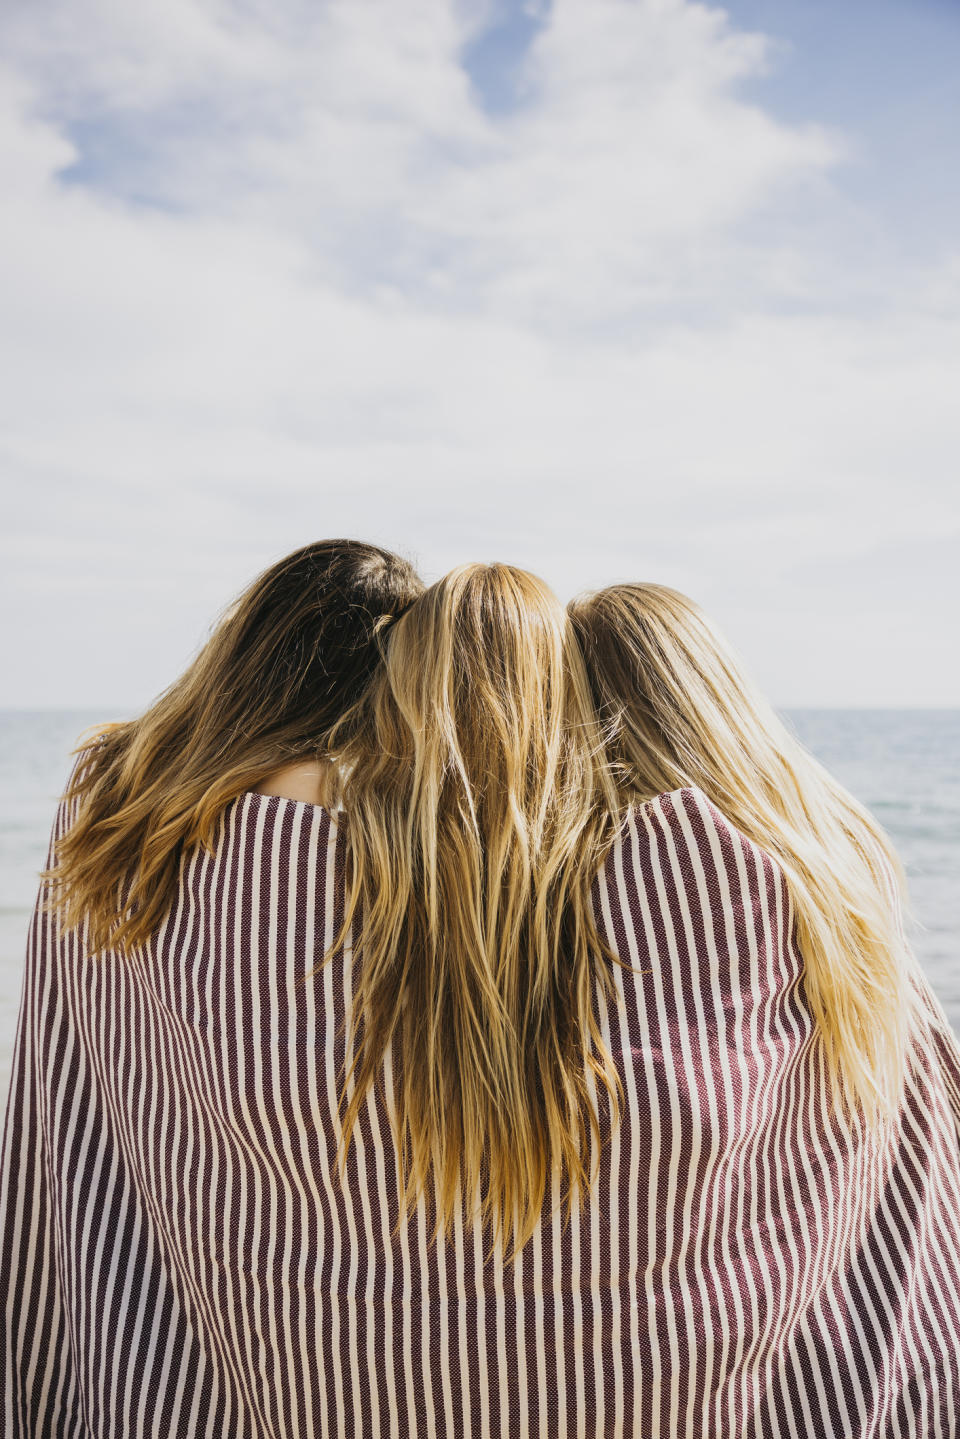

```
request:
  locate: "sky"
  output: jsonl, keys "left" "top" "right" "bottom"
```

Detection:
{"left": 1, "top": 0, "right": 958, "bottom": 710}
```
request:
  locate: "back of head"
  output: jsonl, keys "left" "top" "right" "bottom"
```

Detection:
{"left": 51, "top": 539, "right": 424, "bottom": 951}
{"left": 569, "top": 582, "right": 922, "bottom": 1125}
{"left": 328, "top": 563, "right": 619, "bottom": 1256}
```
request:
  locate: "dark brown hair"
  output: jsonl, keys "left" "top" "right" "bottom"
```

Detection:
{"left": 49, "top": 539, "right": 423, "bottom": 952}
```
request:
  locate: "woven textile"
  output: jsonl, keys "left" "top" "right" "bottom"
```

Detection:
{"left": 3, "top": 785, "right": 960, "bottom": 1436}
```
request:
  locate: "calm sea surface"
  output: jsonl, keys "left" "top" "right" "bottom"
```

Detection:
{"left": 0, "top": 709, "right": 957, "bottom": 1098}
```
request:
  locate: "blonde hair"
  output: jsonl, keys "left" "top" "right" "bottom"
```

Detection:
{"left": 325, "top": 563, "right": 621, "bottom": 1257}
{"left": 569, "top": 583, "right": 923, "bottom": 1126}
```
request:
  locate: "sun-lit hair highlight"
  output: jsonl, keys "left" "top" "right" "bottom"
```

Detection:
{"left": 323, "top": 563, "right": 621, "bottom": 1259}
{"left": 569, "top": 582, "right": 924, "bottom": 1128}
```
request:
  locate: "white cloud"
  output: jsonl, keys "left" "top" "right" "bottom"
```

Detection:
{"left": 1, "top": 0, "right": 837, "bottom": 310}
{"left": 0, "top": 0, "right": 957, "bottom": 707}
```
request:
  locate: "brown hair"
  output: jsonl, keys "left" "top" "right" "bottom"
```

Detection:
{"left": 324, "top": 564, "right": 621, "bottom": 1257}
{"left": 49, "top": 539, "right": 423, "bottom": 953}
{"left": 569, "top": 582, "right": 923, "bottom": 1125}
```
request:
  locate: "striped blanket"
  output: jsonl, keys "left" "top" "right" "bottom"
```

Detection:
{"left": 3, "top": 785, "right": 960, "bottom": 1436}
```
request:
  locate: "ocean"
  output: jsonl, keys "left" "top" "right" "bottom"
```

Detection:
{"left": 0, "top": 708, "right": 957, "bottom": 1100}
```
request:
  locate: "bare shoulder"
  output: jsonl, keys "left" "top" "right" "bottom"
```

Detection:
{"left": 254, "top": 759, "right": 328, "bottom": 806}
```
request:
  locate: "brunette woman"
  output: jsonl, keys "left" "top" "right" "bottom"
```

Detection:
{"left": 0, "top": 537, "right": 425, "bottom": 1435}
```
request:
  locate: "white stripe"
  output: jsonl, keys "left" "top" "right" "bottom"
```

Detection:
{"left": 320, "top": 816, "right": 348, "bottom": 1438}
{"left": 549, "top": 1166, "right": 568, "bottom": 1439}
{"left": 343, "top": 862, "right": 379, "bottom": 1436}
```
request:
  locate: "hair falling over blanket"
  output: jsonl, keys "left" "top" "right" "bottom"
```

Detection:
{"left": 569, "top": 582, "right": 925, "bottom": 1130}
{"left": 323, "top": 563, "right": 623, "bottom": 1260}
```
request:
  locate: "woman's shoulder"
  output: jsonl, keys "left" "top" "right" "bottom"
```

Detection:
{"left": 597, "top": 787, "right": 792, "bottom": 986}
{"left": 244, "top": 759, "right": 343, "bottom": 826}
{"left": 604, "top": 786, "right": 779, "bottom": 898}
{"left": 253, "top": 759, "right": 330, "bottom": 807}
{"left": 621, "top": 785, "right": 746, "bottom": 847}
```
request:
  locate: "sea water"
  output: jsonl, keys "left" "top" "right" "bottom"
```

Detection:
{"left": 0, "top": 708, "right": 957, "bottom": 1099}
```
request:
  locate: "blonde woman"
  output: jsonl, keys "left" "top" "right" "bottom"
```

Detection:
{"left": 569, "top": 582, "right": 960, "bottom": 1437}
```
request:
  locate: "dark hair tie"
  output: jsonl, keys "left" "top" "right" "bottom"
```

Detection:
{"left": 378, "top": 598, "right": 417, "bottom": 631}
{"left": 374, "top": 601, "right": 415, "bottom": 640}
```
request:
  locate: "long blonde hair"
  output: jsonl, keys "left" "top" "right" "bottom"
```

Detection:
{"left": 48, "top": 540, "right": 423, "bottom": 953}
{"left": 569, "top": 583, "right": 923, "bottom": 1126}
{"left": 325, "top": 563, "right": 620, "bottom": 1257}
